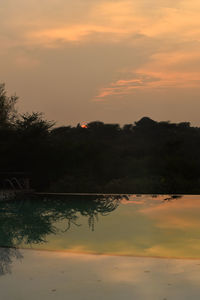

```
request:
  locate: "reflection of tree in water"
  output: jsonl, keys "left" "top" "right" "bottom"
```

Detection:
{"left": 78, "top": 195, "right": 125, "bottom": 231}
{"left": 0, "top": 194, "right": 126, "bottom": 275}
{"left": 0, "top": 193, "right": 183, "bottom": 275}
{"left": 0, "top": 194, "right": 125, "bottom": 246}
{"left": 0, "top": 247, "right": 22, "bottom": 276}
{"left": 163, "top": 195, "right": 182, "bottom": 202}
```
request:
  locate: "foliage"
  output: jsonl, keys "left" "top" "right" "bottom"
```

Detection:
{"left": 1, "top": 84, "right": 200, "bottom": 194}
{"left": 0, "top": 83, "right": 18, "bottom": 127}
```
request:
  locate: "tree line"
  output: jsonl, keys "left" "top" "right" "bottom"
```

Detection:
{"left": 1, "top": 83, "right": 200, "bottom": 194}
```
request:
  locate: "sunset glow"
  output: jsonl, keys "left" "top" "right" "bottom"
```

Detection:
{"left": 1, "top": 0, "right": 200, "bottom": 124}
{"left": 81, "top": 124, "right": 88, "bottom": 129}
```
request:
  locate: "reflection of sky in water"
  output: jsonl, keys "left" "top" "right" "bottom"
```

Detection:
{"left": 1, "top": 196, "right": 200, "bottom": 299}
{"left": 13, "top": 195, "right": 200, "bottom": 259}
{"left": 2, "top": 248, "right": 200, "bottom": 300}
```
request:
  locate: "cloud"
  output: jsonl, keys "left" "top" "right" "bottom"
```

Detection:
{"left": 94, "top": 47, "right": 200, "bottom": 100}
{"left": 27, "top": 25, "right": 128, "bottom": 47}
{"left": 2, "top": 0, "right": 200, "bottom": 125}
{"left": 2, "top": 0, "right": 200, "bottom": 49}
{"left": 94, "top": 74, "right": 161, "bottom": 100}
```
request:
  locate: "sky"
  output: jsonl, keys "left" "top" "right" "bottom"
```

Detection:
{"left": 1, "top": 0, "right": 200, "bottom": 126}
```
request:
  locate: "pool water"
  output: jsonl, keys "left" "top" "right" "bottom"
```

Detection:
{"left": 1, "top": 194, "right": 200, "bottom": 259}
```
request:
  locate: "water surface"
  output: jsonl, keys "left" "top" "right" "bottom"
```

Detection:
{"left": 1, "top": 248, "right": 200, "bottom": 300}
{"left": 1, "top": 194, "right": 200, "bottom": 259}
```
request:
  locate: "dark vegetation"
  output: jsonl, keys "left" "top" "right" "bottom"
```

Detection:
{"left": 1, "top": 83, "right": 200, "bottom": 194}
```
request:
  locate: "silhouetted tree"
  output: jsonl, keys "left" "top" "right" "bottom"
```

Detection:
{"left": 0, "top": 83, "right": 18, "bottom": 127}
{"left": 1, "top": 83, "right": 200, "bottom": 194}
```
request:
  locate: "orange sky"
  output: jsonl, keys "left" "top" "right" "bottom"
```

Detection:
{"left": 1, "top": 0, "right": 200, "bottom": 125}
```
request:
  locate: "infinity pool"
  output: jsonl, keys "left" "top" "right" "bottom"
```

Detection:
{"left": 1, "top": 194, "right": 200, "bottom": 299}
{"left": 1, "top": 194, "right": 200, "bottom": 259}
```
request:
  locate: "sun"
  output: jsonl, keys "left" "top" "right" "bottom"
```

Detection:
{"left": 81, "top": 123, "right": 88, "bottom": 128}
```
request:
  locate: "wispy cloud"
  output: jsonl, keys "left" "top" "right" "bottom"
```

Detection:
{"left": 95, "top": 48, "right": 200, "bottom": 100}
{"left": 2, "top": 0, "right": 200, "bottom": 50}
{"left": 95, "top": 74, "right": 161, "bottom": 100}
{"left": 27, "top": 25, "right": 128, "bottom": 47}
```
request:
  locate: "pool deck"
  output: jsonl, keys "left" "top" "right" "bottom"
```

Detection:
{"left": 1, "top": 247, "right": 200, "bottom": 300}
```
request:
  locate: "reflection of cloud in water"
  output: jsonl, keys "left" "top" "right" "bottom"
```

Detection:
{"left": 121, "top": 199, "right": 145, "bottom": 205}
{"left": 140, "top": 195, "right": 200, "bottom": 229}
{"left": 2, "top": 194, "right": 200, "bottom": 260}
